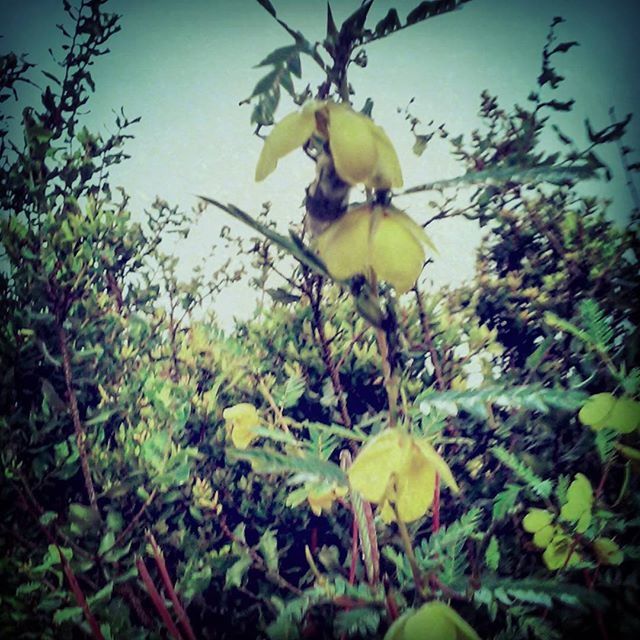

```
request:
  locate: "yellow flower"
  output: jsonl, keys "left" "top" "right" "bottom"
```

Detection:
{"left": 255, "top": 101, "right": 403, "bottom": 190}
{"left": 307, "top": 484, "right": 348, "bottom": 516}
{"left": 315, "top": 204, "right": 435, "bottom": 293}
{"left": 223, "top": 403, "right": 261, "bottom": 449}
{"left": 348, "top": 429, "right": 459, "bottom": 523}
{"left": 384, "top": 601, "right": 480, "bottom": 640}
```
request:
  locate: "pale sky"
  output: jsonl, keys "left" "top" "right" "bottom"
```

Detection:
{"left": 1, "top": 0, "right": 639, "bottom": 329}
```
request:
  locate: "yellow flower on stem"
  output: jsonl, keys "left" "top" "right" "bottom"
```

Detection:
{"left": 255, "top": 100, "right": 403, "bottom": 189}
{"left": 315, "top": 204, "right": 436, "bottom": 293}
{"left": 223, "top": 403, "right": 261, "bottom": 449}
{"left": 348, "top": 428, "right": 459, "bottom": 523}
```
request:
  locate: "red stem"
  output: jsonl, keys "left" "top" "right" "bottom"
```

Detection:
{"left": 136, "top": 557, "right": 184, "bottom": 640}
{"left": 147, "top": 533, "right": 196, "bottom": 640}
{"left": 58, "top": 545, "right": 104, "bottom": 640}
{"left": 349, "top": 515, "right": 359, "bottom": 585}
{"left": 432, "top": 473, "right": 441, "bottom": 533}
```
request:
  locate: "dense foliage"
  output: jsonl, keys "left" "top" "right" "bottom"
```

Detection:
{"left": 1, "top": 1, "right": 639, "bottom": 639}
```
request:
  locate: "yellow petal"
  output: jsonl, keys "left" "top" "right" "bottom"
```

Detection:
{"left": 255, "top": 103, "right": 318, "bottom": 181}
{"left": 315, "top": 205, "right": 370, "bottom": 281}
{"left": 307, "top": 489, "right": 333, "bottom": 516}
{"left": 327, "top": 103, "right": 378, "bottom": 185}
{"left": 393, "top": 447, "right": 437, "bottom": 522}
{"left": 223, "top": 403, "right": 261, "bottom": 449}
{"left": 370, "top": 212, "right": 425, "bottom": 293}
{"left": 379, "top": 500, "right": 396, "bottom": 524}
{"left": 366, "top": 123, "right": 404, "bottom": 190}
{"left": 348, "top": 429, "right": 409, "bottom": 504}
{"left": 414, "top": 439, "right": 460, "bottom": 494}
{"left": 392, "top": 209, "right": 437, "bottom": 253}
{"left": 230, "top": 422, "right": 258, "bottom": 449}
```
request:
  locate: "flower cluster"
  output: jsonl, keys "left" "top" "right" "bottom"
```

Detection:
{"left": 255, "top": 100, "right": 403, "bottom": 190}
{"left": 347, "top": 428, "right": 459, "bottom": 523}
{"left": 315, "top": 204, "right": 435, "bottom": 293}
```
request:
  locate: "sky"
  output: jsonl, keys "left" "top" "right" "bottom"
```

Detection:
{"left": 1, "top": 0, "right": 639, "bottom": 329}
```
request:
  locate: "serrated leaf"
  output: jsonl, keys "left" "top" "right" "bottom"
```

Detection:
{"left": 492, "top": 484, "right": 520, "bottom": 521}
{"left": 225, "top": 555, "right": 252, "bottom": 589}
{"left": 87, "top": 581, "right": 113, "bottom": 607}
{"left": 228, "top": 447, "right": 346, "bottom": 484}
{"left": 485, "top": 536, "right": 500, "bottom": 571}
{"left": 53, "top": 606, "right": 83, "bottom": 625}
{"left": 274, "top": 374, "right": 305, "bottom": 409}
{"left": 259, "top": 529, "right": 279, "bottom": 573}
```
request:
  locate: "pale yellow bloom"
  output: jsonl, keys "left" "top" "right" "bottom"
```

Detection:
{"left": 348, "top": 429, "right": 459, "bottom": 523}
{"left": 255, "top": 101, "right": 403, "bottom": 190}
{"left": 223, "top": 403, "right": 261, "bottom": 449}
{"left": 315, "top": 205, "right": 435, "bottom": 293}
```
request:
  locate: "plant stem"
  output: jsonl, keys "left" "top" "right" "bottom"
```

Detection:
{"left": 306, "top": 275, "right": 352, "bottom": 428}
{"left": 56, "top": 320, "right": 99, "bottom": 513}
{"left": 392, "top": 501, "right": 426, "bottom": 600}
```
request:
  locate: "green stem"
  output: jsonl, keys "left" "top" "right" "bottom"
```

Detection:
{"left": 392, "top": 499, "right": 426, "bottom": 600}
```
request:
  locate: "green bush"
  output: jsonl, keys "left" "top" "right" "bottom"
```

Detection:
{"left": 1, "top": 2, "right": 639, "bottom": 639}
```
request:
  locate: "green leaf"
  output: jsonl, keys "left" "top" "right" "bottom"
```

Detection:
{"left": 251, "top": 69, "right": 279, "bottom": 98}
{"left": 418, "top": 385, "right": 586, "bottom": 421}
{"left": 229, "top": 447, "right": 346, "bottom": 483}
{"left": 98, "top": 531, "right": 115, "bottom": 557}
{"left": 403, "top": 163, "right": 596, "bottom": 196}
{"left": 53, "top": 606, "right": 83, "bottom": 625}
{"left": 141, "top": 430, "right": 170, "bottom": 472}
{"left": 225, "top": 555, "right": 252, "bottom": 589}
{"left": 39, "top": 511, "right": 58, "bottom": 526}
{"left": 334, "top": 607, "right": 381, "bottom": 637}
{"left": 256, "top": 45, "right": 299, "bottom": 67}
{"left": 484, "top": 536, "right": 500, "bottom": 571}
{"left": 256, "top": 0, "right": 277, "bottom": 17}
{"left": 273, "top": 374, "right": 305, "bottom": 409}
{"left": 68, "top": 503, "right": 100, "bottom": 532}
{"left": 492, "top": 484, "right": 521, "bottom": 521}
{"left": 374, "top": 9, "right": 401, "bottom": 37}
{"left": 87, "top": 581, "right": 113, "bottom": 607}
{"left": 492, "top": 447, "right": 553, "bottom": 499}
{"left": 199, "top": 197, "right": 330, "bottom": 277}
{"left": 259, "top": 529, "right": 279, "bottom": 573}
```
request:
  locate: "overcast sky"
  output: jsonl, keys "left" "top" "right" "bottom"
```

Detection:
{"left": 1, "top": 0, "right": 639, "bottom": 328}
